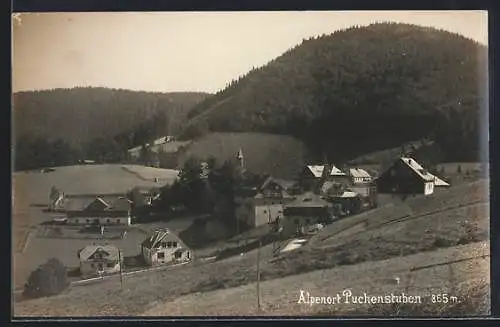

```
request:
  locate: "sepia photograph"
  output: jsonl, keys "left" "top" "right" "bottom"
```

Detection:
{"left": 11, "top": 10, "right": 490, "bottom": 318}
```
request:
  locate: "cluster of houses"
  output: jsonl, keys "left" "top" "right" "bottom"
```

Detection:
{"left": 48, "top": 147, "right": 451, "bottom": 278}
{"left": 127, "top": 135, "right": 192, "bottom": 168}
{"left": 76, "top": 229, "right": 191, "bottom": 278}
{"left": 231, "top": 149, "right": 450, "bottom": 238}
{"left": 48, "top": 188, "right": 192, "bottom": 278}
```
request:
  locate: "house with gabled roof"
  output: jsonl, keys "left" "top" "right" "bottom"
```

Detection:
{"left": 234, "top": 174, "right": 296, "bottom": 228}
{"left": 299, "top": 164, "right": 349, "bottom": 191}
{"left": 376, "top": 157, "right": 438, "bottom": 196}
{"left": 77, "top": 244, "right": 122, "bottom": 278}
{"left": 140, "top": 229, "right": 192, "bottom": 266}
{"left": 347, "top": 168, "right": 372, "bottom": 184}
{"left": 429, "top": 173, "right": 451, "bottom": 188}
{"left": 62, "top": 195, "right": 132, "bottom": 225}
{"left": 281, "top": 192, "right": 333, "bottom": 236}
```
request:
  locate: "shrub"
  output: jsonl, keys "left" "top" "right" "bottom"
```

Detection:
{"left": 23, "top": 258, "right": 69, "bottom": 299}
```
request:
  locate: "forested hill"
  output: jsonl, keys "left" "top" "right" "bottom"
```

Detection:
{"left": 180, "top": 23, "right": 488, "bottom": 163}
{"left": 13, "top": 87, "right": 209, "bottom": 170}
{"left": 14, "top": 87, "right": 209, "bottom": 144}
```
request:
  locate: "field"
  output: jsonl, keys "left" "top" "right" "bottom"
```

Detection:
{"left": 13, "top": 178, "right": 490, "bottom": 316}
{"left": 12, "top": 164, "right": 179, "bottom": 290}
{"left": 177, "top": 132, "right": 309, "bottom": 180}
{"left": 141, "top": 241, "right": 490, "bottom": 316}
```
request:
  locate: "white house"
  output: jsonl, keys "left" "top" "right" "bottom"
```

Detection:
{"left": 77, "top": 244, "right": 122, "bottom": 278}
{"left": 348, "top": 168, "right": 372, "bottom": 184}
{"left": 63, "top": 195, "right": 133, "bottom": 226}
{"left": 376, "top": 157, "right": 437, "bottom": 196}
{"left": 234, "top": 176, "right": 295, "bottom": 228}
{"left": 141, "top": 229, "right": 192, "bottom": 266}
{"left": 127, "top": 145, "right": 143, "bottom": 160}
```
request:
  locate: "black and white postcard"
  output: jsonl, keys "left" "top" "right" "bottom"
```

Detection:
{"left": 12, "top": 11, "right": 490, "bottom": 318}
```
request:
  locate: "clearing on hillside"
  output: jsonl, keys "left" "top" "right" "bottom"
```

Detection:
{"left": 177, "top": 132, "right": 308, "bottom": 180}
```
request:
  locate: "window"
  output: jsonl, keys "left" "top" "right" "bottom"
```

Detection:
{"left": 160, "top": 242, "right": 167, "bottom": 248}
{"left": 157, "top": 252, "right": 165, "bottom": 259}
{"left": 166, "top": 241, "right": 172, "bottom": 248}
{"left": 86, "top": 219, "right": 90, "bottom": 223}
{"left": 172, "top": 241, "right": 178, "bottom": 248}
{"left": 263, "top": 210, "right": 267, "bottom": 214}
{"left": 106, "top": 219, "right": 110, "bottom": 223}
{"left": 187, "top": 252, "right": 190, "bottom": 259}
{"left": 98, "top": 263, "right": 104, "bottom": 270}
{"left": 107, "top": 262, "right": 114, "bottom": 268}
{"left": 174, "top": 251, "right": 182, "bottom": 259}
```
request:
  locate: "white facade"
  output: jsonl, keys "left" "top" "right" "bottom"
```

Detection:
{"left": 350, "top": 185, "right": 370, "bottom": 197}
{"left": 424, "top": 181, "right": 435, "bottom": 195}
{"left": 79, "top": 260, "right": 120, "bottom": 278}
{"left": 142, "top": 242, "right": 191, "bottom": 266}
{"left": 67, "top": 216, "right": 131, "bottom": 226}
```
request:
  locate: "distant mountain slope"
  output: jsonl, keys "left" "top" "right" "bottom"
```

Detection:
{"left": 181, "top": 23, "right": 488, "bottom": 163}
{"left": 13, "top": 87, "right": 210, "bottom": 145}
{"left": 12, "top": 87, "right": 210, "bottom": 170}
{"left": 177, "top": 132, "right": 308, "bottom": 179}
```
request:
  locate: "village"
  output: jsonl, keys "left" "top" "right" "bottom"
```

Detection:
{"left": 12, "top": 12, "right": 490, "bottom": 317}
{"left": 32, "top": 133, "right": 465, "bottom": 284}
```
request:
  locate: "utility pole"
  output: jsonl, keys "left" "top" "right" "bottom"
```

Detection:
{"left": 118, "top": 249, "right": 124, "bottom": 289}
{"left": 256, "top": 236, "right": 262, "bottom": 313}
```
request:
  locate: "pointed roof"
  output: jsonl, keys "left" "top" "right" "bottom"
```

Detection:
{"left": 349, "top": 168, "right": 371, "bottom": 178}
{"left": 329, "top": 165, "right": 346, "bottom": 176}
{"left": 141, "top": 229, "right": 187, "bottom": 250}
{"left": 400, "top": 157, "right": 435, "bottom": 182}
{"left": 285, "top": 192, "right": 329, "bottom": 208}
{"left": 84, "top": 197, "right": 114, "bottom": 212}
{"left": 78, "top": 244, "right": 119, "bottom": 261}
{"left": 153, "top": 136, "right": 167, "bottom": 145}
{"left": 63, "top": 195, "right": 131, "bottom": 212}
{"left": 306, "top": 165, "right": 325, "bottom": 178}
{"left": 305, "top": 164, "right": 346, "bottom": 178}
{"left": 429, "top": 173, "right": 451, "bottom": 187}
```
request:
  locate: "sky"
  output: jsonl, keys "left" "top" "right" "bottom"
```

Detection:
{"left": 12, "top": 11, "right": 488, "bottom": 94}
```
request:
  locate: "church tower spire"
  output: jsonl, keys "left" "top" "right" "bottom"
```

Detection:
{"left": 237, "top": 148, "right": 244, "bottom": 170}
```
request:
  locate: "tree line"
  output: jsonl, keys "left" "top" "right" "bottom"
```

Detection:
{"left": 13, "top": 88, "right": 209, "bottom": 170}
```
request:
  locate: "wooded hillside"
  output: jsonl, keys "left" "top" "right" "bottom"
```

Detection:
{"left": 13, "top": 87, "right": 209, "bottom": 170}
{"left": 181, "top": 23, "right": 488, "bottom": 164}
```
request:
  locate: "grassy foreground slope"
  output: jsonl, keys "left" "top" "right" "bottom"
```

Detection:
{"left": 14, "top": 179, "right": 489, "bottom": 316}
{"left": 142, "top": 241, "right": 489, "bottom": 316}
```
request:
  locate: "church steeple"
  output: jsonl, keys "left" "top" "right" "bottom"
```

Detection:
{"left": 237, "top": 148, "right": 244, "bottom": 170}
